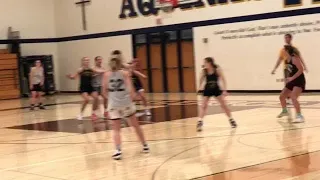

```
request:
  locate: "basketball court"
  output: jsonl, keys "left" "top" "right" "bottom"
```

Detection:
{"left": 1, "top": 0, "right": 320, "bottom": 179}
{"left": 1, "top": 93, "right": 320, "bottom": 180}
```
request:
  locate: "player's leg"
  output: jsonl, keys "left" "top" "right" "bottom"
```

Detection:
{"left": 284, "top": 69, "right": 291, "bottom": 104}
{"left": 138, "top": 90, "right": 151, "bottom": 116}
{"left": 112, "top": 119, "right": 122, "bottom": 160}
{"left": 78, "top": 92, "right": 90, "bottom": 120}
{"left": 30, "top": 90, "right": 37, "bottom": 110}
{"left": 278, "top": 87, "right": 291, "bottom": 118}
{"left": 91, "top": 91, "right": 99, "bottom": 121}
{"left": 197, "top": 96, "right": 210, "bottom": 132}
{"left": 38, "top": 90, "right": 46, "bottom": 109}
{"left": 127, "top": 115, "right": 149, "bottom": 152}
{"left": 215, "top": 94, "right": 237, "bottom": 128}
{"left": 101, "top": 92, "right": 108, "bottom": 118}
{"left": 291, "top": 86, "right": 304, "bottom": 123}
{"left": 108, "top": 108, "right": 123, "bottom": 160}
{"left": 125, "top": 105, "right": 149, "bottom": 152}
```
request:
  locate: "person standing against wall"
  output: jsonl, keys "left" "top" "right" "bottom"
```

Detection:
{"left": 29, "top": 60, "right": 45, "bottom": 110}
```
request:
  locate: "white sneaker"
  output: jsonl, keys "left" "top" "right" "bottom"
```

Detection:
{"left": 145, "top": 110, "right": 151, "bottom": 116}
{"left": 142, "top": 144, "right": 150, "bottom": 153}
{"left": 292, "top": 114, "right": 305, "bottom": 123}
{"left": 77, "top": 115, "right": 83, "bottom": 120}
{"left": 197, "top": 121, "right": 203, "bottom": 132}
{"left": 112, "top": 150, "right": 122, "bottom": 160}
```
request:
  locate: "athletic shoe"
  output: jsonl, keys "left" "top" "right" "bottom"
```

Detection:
{"left": 145, "top": 109, "right": 152, "bottom": 116}
{"left": 292, "top": 114, "right": 305, "bottom": 123}
{"left": 39, "top": 105, "right": 46, "bottom": 110}
{"left": 112, "top": 150, "right": 122, "bottom": 160}
{"left": 277, "top": 111, "right": 289, "bottom": 118}
{"left": 196, "top": 121, "right": 203, "bottom": 132}
{"left": 229, "top": 119, "right": 237, "bottom": 128}
{"left": 30, "top": 106, "right": 35, "bottom": 111}
{"left": 142, "top": 144, "right": 150, "bottom": 153}
{"left": 77, "top": 115, "right": 83, "bottom": 120}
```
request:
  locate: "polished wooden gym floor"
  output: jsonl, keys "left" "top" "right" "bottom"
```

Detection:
{"left": 1, "top": 93, "right": 320, "bottom": 180}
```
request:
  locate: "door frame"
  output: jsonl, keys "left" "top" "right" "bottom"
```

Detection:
{"left": 132, "top": 29, "right": 194, "bottom": 93}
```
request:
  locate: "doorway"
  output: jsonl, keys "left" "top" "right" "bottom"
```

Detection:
{"left": 133, "top": 29, "right": 196, "bottom": 93}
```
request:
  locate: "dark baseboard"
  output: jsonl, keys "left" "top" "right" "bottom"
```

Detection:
{"left": 59, "top": 91, "right": 80, "bottom": 94}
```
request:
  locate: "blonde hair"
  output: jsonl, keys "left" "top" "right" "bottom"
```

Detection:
{"left": 109, "top": 57, "right": 122, "bottom": 71}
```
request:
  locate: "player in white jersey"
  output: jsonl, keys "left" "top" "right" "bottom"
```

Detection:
{"left": 102, "top": 57, "right": 149, "bottom": 160}
{"left": 29, "top": 60, "right": 45, "bottom": 110}
{"left": 91, "top": 56, "right": 108, "bottom": 120}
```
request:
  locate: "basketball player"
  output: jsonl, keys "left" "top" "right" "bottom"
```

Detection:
{"left": 130, "top": 59, "right": 151, "bottom": 116}
{"left": 277, "top": 45, "right": 305, "bottom": 123}
{"left": 91, "top": 56, "right": 108, "bottom": 120}
{"left": 67, "top": 57, "right": 101, "bottom": 121}
{"left": 197, "top": 57, "right": 237, "bottom": 132}
{"left": 29, "top": 60, "right": 45, "bottom": 110}
{"left": 102, "top": 57, "right": 149, "bottom": 160}
{"left": 271, "top": 34, "right": 308, "bottom": 84}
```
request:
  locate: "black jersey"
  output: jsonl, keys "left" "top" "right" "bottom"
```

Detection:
{"left": 203, "top": 65, "right": 222, "bottom": 97}
{"left": 131, "top": 72, "right": 143, "bottom": 91}
{"left": 285, "top": 57, "right": 304, "bottom": 79}
{"left": 285, "top": 57, "right": 306, "bottom": 91}
{"left": 79, "top": 68, "right": 94, "bottom": 93}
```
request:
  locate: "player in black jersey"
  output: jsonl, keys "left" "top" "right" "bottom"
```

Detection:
{"left": 67, "top": 57, "right": 104, "bottom": 121}
{"left": 197, "top": 57, "right": 237, "bottom": 132}
{"left": 277, "top": 45, "right": 305, "bottom": 123}
{"left": 130, "top": 59, "right": 151, "bottom": 116}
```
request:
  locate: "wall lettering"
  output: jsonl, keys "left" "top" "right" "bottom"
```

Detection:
{"left": 119, "top": 0, "right": 319, "bottom": 19}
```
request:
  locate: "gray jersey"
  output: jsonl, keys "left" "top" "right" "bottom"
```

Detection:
{"left": 92, "top": 70, "right": 103, "bottom": 87}
{"left": 107, "top": 71, "right": 132, "bottom": 109}
{"left": 31, "top": 68, "right": 44, "bottom": 85}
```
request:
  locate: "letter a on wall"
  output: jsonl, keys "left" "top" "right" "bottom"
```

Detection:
{"left": 119, "top": 0, "right": 138, "bottom": 18}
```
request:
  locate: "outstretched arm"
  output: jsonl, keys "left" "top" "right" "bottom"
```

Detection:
{"left": 67, "top": 68, "right": 82, "bottom": 79}
{"left": 132, "top": 70, "right": 147, "bottom": 79}
{"left": 272, "top": 57, "right": 282, "bottom": 74}
{"left": 272, "top": 49, "right": 284, "bottom": 74}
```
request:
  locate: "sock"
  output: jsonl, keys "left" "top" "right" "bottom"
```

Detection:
{"left": 198, "top": 118, "right": 203, "bottom": 122}
{"left": 282, "top": 108, "right": 288, "bottom": 113}
{"left": 116, "top": 145, "right": 121, "bottom": 151}
{"left": 143, "top": 143, "right": 148, "bottom": 147}
{"left": 297, "top": 112, "right": 302, "bottom": 116}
